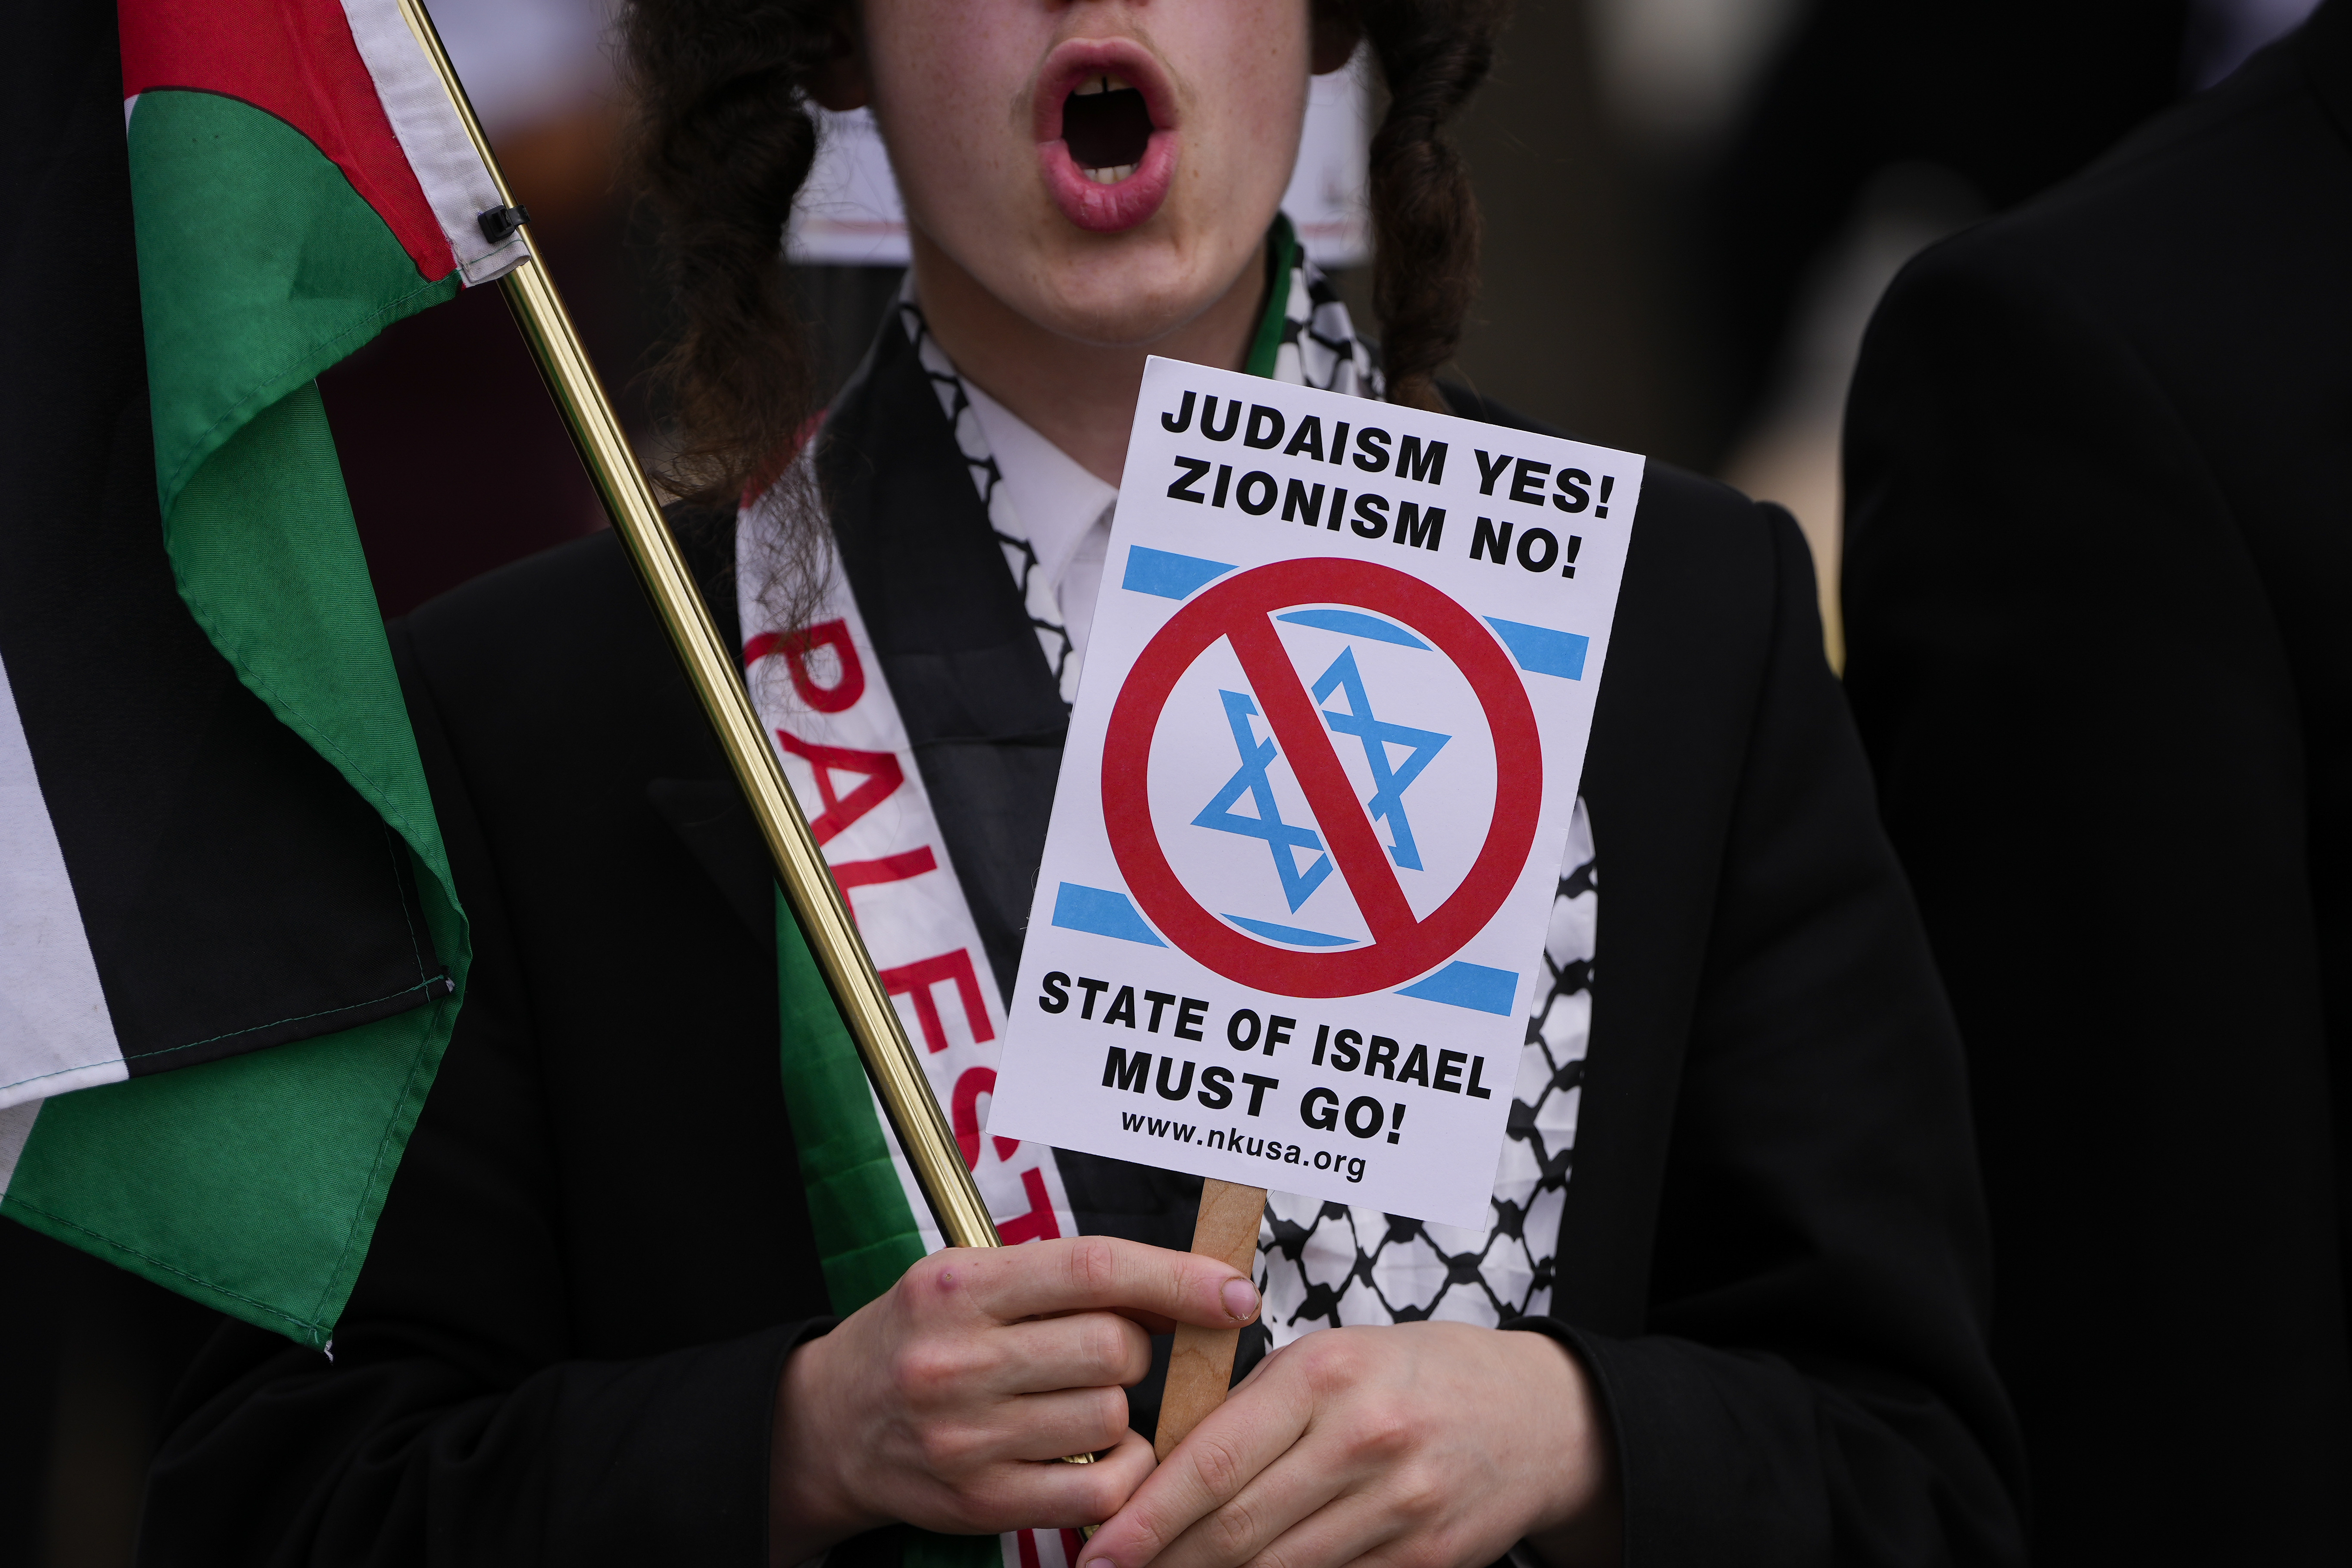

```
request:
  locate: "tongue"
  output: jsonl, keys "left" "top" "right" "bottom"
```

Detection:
{"left": 1063, "top": 86, "right": 1152, "bottom": 170}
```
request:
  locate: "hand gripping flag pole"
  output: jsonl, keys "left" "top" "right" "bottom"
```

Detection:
{"left": 388, "top": 0, "right": 1006, "bottom": 1260}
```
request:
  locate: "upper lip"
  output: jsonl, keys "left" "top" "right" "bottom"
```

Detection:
{"left": 1031, "top": 36, "right": 1178, "bottom": 148}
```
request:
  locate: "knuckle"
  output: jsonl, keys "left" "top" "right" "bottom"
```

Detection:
{"left": 1351, "top": 1396, "right": 1415, "bottom": 1461}
{"left": 1066, "top": 1236, "right": 1120, "bottom": 1298}
{"left": 1203, "top": 1498, "right": 1261, "bottom": 1560}
{"left": 1081, "top": 1467, "right": 1129, "bottom": 1523}
{"left": 893, "top": 1340, "right": 971, "bottom": 1406}
{"left": 914, "top": 1421, "right": 986, "bottom": 1478}
{"left": 901, "top": 1254, "right": 959, "bottom": 1310}
{"left": 1090, "top": 1386, "right": 1132, "bottom": 1447}
{"left": 1083, "top": 1316, "right": 1134, "bottom": 1377}
{"left": 1188, "top": 1430, "right": 1250, "bottom": 1499}
{"left": 1123, "top": 1502, "right": 1180, "bottom": 1559}
{"left": 1299, "top": 1332, "right": 1367, "bottom": 1390}
{"left": 1387, "top": 1466, "right": 1445, "bottom": 1526}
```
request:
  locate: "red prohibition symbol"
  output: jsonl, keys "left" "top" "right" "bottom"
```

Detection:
{"left": 1102, "top": 557, "right": 1543, "bottom": 998}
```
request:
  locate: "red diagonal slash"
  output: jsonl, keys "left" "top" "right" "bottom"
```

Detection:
{"left": 1224, "top": 612, "right": 1418, "bottom": 946}
{"left": 1102, "top": 557, "right": 1544, "bottom": 998}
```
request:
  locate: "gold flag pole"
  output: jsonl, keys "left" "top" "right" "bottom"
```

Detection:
{"left": 392, "top": 0, "right": 996, "bottom": 1255}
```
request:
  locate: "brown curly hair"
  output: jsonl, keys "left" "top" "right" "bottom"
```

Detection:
{"left": 622, "top": 0, "right": 1507, "bottom": 506}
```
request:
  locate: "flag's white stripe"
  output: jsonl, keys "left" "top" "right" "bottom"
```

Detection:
{"left": 341, "top": 0, "right": 529, "bottom": 287}
{"left": 0, "top": 650, "right": 126, "bottom": 1114}
{"left": 0, "top": 1098, "right": 39, "bottom": 1198}
{"left": 122, "top": 92, "right": 140, "bottom": 132}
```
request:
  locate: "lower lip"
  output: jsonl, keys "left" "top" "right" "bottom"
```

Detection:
{"left": 1038, "top": 127, "right": 1177, "bottom": 233}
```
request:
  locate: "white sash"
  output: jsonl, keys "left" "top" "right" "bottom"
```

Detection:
{"left": 739, "top": 528, "right": 1079, "bottom": 1256}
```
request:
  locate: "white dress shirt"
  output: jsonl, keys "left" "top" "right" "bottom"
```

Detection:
{"left": 961, "top": 380, "right": 1118, "bottom": 665}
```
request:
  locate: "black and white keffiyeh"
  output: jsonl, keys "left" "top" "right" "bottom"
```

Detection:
{"left": 1264, "top": 251, "right": 1383, "bottom": 398}
{"left": 906, "top": 239, "right": 1593, "bottom": 1340}
{"left": 899, "top": 288, "right": 1088, "bottom": 705}
{"left": 1260, "top": 805, "right": 1592, "bottom": 1342}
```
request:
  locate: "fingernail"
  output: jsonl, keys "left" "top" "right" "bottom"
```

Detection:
{"left": 1221, "top": 1277, "right": 1259, "bottom": 1321}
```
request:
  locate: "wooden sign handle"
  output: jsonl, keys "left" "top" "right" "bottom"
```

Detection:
{"left": 1154, "top": 1179, "right": 1267, "bottom": 1459}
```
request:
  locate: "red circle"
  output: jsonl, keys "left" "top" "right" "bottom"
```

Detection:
{"left": 1102, "top": 558, "right": 1543, "bottom": 997}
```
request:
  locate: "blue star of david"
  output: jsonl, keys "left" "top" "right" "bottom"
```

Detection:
{"left": 1192, "top": 690, "right": 1334, "bottom": 911}
{"left": 1311, "top": 648, "right": 1451, "bottom": 871}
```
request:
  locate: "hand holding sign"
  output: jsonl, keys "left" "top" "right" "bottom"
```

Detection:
{"left": 769, "top": 1237, "right": 1262, "bottom": 1559}
{"left": 1081, "top": 1321, "right": 1620, "bottom": 1568}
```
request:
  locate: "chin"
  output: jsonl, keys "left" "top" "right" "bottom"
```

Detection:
{"left": 1020, "top": 238, "right": 1241, "bottom": 349}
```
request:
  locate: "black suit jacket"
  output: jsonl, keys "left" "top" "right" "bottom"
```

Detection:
{"left": 142, "top": 317, "right": 2021, "bottom": 1566}
{"left": 1842, "top": 7, "right": 2352, "bottom": 1561}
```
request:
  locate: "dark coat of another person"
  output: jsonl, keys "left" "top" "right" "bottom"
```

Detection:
{"left": 137, "top": 313, "right": 2025, "bottom": 1565}
{"left": 1842, "top": 5, "right": 2352, "bottom": 1560}
{"left": 1697, "top": 0, "right": 2193, "bottom": 454}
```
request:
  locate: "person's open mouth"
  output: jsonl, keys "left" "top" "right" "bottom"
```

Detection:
{"left": 1034, "top": 38, "right": 1178, "bottom": 233}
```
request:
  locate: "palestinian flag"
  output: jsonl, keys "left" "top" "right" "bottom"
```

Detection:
{"left": 0, "top": 0, "right": 525, "bottom": 1345}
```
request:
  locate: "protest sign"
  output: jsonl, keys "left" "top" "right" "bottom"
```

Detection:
{"left": 987, "top": 358, "right": 1641, "bottom": 1226}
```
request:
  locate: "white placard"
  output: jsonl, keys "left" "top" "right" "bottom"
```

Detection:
{"left": 790, "top": 58, "right": 1372, "bottom": 267}
{"left": 987, "top": 359, "right": 1642, "bottom": 1226}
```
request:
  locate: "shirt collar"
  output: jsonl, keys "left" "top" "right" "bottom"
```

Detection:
{"left": 959, "top": 379, "right": 1118, "bottom": 585}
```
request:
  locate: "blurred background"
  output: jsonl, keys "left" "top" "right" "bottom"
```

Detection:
{"left": 9, "top": 0, "right": 2317, "bottom": 1559}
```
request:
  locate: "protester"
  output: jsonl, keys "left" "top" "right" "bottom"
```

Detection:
{"left": 1841, "top": 4, "right": 2352, "bottom": 1560}
{"left": 143, "top": 2, "right": 2021, "bottom": 1563}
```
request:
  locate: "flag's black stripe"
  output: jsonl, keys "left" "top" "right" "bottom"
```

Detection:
{"left": 0, "top": 0, "right": 441, "bottom": 1080}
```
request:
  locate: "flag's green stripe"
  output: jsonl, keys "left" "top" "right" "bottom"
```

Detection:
{"left": 165, "top": 380, "right": 463, "bottom": 922}
{"left": 3, "top": 91, "right": 472, "bottom": 1344}
{"left": 1243, "top": 213, "right": 1300, "bottom": 381}
{"left": 774, "top": 890, "right": 927, "bottom": 1311}
{"left": 2, "top": 988, "right": 453, "bottom": 1348}
{"left": 128, "top": 91, "right": 458, "bottom": 518}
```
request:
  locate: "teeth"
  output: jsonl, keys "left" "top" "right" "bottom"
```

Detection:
{"left": 1071, "top": 74, "right": 1127, "bottom": 96}
{"left": 1084, "top": 163, "right": 1138, "bottom": 184}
